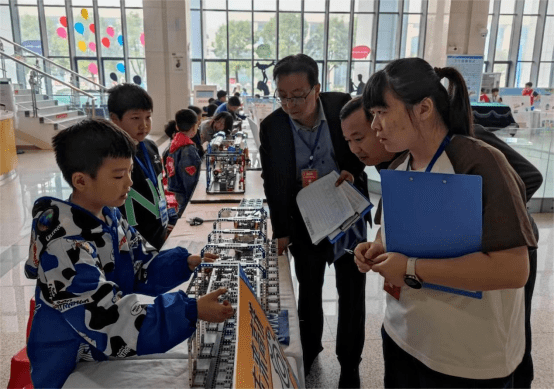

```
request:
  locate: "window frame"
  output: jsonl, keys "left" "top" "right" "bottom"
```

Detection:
{"left": 6, "top": 0, "right": 146, "bottom": 91}
{"left": 191, "top": 0, "right": 428, "bottom": 94}
{"left": 485, "top": 0, "right": 551, "bottom": 88}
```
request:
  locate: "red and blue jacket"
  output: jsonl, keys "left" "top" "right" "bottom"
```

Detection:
{"left": 165, "top": 132, "right": 202, "bottom": 205}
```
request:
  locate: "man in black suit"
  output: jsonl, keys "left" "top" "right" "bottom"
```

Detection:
{"left": 259, "top": 54, "right": 368, "bottom": 388}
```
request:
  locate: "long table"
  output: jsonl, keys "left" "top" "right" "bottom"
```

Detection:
{"left": 63, "top": 203, "right": 304, "bottom": 388}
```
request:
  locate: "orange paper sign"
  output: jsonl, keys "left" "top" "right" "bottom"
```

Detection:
{"left": 234, "top": 268, "right": 298, "bottom": 389}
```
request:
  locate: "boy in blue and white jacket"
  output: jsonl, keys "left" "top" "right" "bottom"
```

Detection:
{"left": 24, "top": 119, "right": 233, "bottom": 388}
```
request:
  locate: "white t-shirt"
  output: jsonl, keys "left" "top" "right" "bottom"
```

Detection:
{"left": 380, "top": 136, "right": 530, "bottom": 379}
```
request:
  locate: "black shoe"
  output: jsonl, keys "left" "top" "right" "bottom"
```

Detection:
{"left": 338, "top": 365, "right": 361, "bottom": 389}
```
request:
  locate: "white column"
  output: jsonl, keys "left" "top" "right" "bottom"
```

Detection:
{"left": 143, "top": 0, "right": 191, "bottom": 136}
{"left": 424, "top": 0, "right": 490, "bottom": 67}
{"left": 447, "top": 0, "right": 489, "bottom": 56}
{"left": 424, "top": 0, "right": 452, "bottom": 67}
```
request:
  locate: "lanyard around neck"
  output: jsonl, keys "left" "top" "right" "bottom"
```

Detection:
{"left": 289, "top": 118, "right": 324, "bottom": 169}
{"left": 134, "top": 142, "right": 158, "bottom": 188}
{"left": 407, "top": 134, "right": 451, "bottom": 172}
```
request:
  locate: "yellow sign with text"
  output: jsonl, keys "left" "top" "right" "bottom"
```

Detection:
{"left": 233, "top": 268, "right": 298, "bottom": 389}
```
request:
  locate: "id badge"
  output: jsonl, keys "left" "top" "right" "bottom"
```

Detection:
{"left": 158, "top": 196, "right": 169, "bottom": 227}
{"left": 384, "top": 280, "right": 401, "bottom": 301}
{"left": 301, "top": 169, "right": 318, "bottom": 188}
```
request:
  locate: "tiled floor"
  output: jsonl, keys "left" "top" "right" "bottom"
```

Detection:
{"left": 0, "top": 150, "right": 553, "bottom": 388}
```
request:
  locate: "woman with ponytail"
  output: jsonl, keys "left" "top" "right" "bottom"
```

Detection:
{"left": 354, "top": 57, "right": 537, "bottom": 388}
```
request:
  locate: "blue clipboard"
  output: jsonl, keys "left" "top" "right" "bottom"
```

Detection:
{"left": 380, "top": 169, "right": 483, "bottom": 299}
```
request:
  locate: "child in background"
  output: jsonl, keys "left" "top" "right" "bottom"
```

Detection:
{"left": 25, "top": 119, "right": 234, "bottom": 388}
{"left": 491, "top": 88, "right": 503, "bottom": 103}
{"left": 479, "top": 88, "right": 490, "bottom": 102}
{"left": 166, "top": 109, "right": 202, "bottom": 217}
{"left": 215, "top": 90, "right": 227, "bottom": 106}
{"left": 206, "top": 103, "right": 218, "bottom": 118}
{"left": 162, "top": 120, "right": 178, "bottom": 167}
{"left": 215, "top": 95, "right": 247, "bottom": 120}
{"left": 108, "top": 83, "right": 169, "bottom": 250}
{"left": 161, "top": 120, "right": 180, "bottom": 225}
{"left": 188, "top": 105, "right": 206, "bottom": 158}
{"left": 200, "top": 111, "right": 234, "bottom": 144}
{"left": 522, "top": 82, "right": 535, "bottom": 105}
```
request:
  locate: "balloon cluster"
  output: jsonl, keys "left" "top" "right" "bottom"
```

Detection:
{"left": 54, "top": 9, "right": 144, "bottom": 84}
{"left": 109, "top": 72, "right": 143, "bottom": 86}
{"left": 56, "top": 10, "right": 143, "bottom": 52}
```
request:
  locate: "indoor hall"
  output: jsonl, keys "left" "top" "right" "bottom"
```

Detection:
{"left": 1, "top": 0, "right": 553, "bottom": 388}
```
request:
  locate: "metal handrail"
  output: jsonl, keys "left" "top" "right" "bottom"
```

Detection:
{"left": 0, "top": 36, "right": 108, "bottom": 92}
{"left": 0, "top": 51, "right": 96, "bottom": 119}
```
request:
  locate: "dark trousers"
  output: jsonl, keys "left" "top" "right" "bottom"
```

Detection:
{"left": 382, "top": 327, "right": 514, "bottom": 389}
{"left": 174, "top": 192, "right": 188, "bottom": 218}
{"left": 289, "top": 240, "right": 366, "bottom": 368}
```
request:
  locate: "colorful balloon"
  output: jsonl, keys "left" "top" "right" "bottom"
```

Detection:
{"left": 106, "top": 26, "right": 115, "bottom": 38}
{"left": 110, "top": 72, "right": 118, "bottom": 82}
{"left": 117, "top": 35, "right": 124, "bottom": 46}
{"left": 74, "top": 22, "right": 85, "bottom": 35}
{"left": 89, "top": 23, "right": 95, "bottom": 33}
{"left": 101, "top": 37, "right": 110, "bottom": 48}
{"left": 88, "top": 42, "right": 96, "bottom": 52}
{"left": 116, "top": 63, "right": 125, "bottom": 73}
{"left": 56, "top": 27, "right": 67, "bottom": 39}
{"left": 77, "top": 40, "right": 87, "bottom": 52}
{"left": 60, "top": 16, "right": 67, "bottom": 27}
{"left": 81, "top": 9, "right": 89, "bottom": 20}
{"left": 88, "top": 63, "right": 98, "bottom": 75}
{"left": 133, "top": 75, "right": 142, "bottom": 85}
{"left": 140, "top": 33, "right": 145, "bottom": 46}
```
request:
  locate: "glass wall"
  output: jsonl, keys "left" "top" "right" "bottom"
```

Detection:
{"left": 539, "top": 1, "right": 554, "bottom": 88}
{"left": 0, "top": 1, "right": 17, "bottom": 80}
{"left": 2, "top": 0, "right": 146, "bottom": 91}
{"left": 484, "top": 0, "right": 553, "bottom": 88}
{"left": 191, "top": 0, "right": 427, "bottom": 95}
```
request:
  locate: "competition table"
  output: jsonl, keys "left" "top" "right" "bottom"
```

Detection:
{"left": 63, "top": 203, "right": 305, "bottom": 389}
{"left": 191, "top": 169, "right": 266, "bottom": 204}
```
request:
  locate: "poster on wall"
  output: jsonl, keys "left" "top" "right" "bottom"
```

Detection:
{"left": 233, "top": 267, "right": 298, "bottom": 389}
{"left": 171, "top": 52, "right": 185, "bottom": 73}
{"left": 446, "top": 55, "right": 484, "bottom": 102}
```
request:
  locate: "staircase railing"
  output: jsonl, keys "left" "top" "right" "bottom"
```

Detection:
{"left": 0, "top": 36, "right": 108, "bottom": 93}
{"left": 0, "top": 51, "right": 97, "bottom": 120}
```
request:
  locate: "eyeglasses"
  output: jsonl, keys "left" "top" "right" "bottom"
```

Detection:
{"left": 274, "top": 86, "right": 315, "bottom": 106}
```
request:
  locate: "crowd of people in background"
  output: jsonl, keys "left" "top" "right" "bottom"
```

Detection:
{"left": 480, "top": 82, "right": 543, "bottom": 105}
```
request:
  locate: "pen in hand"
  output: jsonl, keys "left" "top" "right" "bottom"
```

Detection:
{"left": 345, "top": 248, "right": 374, "bottom": 264}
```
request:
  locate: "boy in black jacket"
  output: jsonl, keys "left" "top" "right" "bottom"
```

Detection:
{"left": 108, "top": 84, "right": 169, "bottom": 250}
